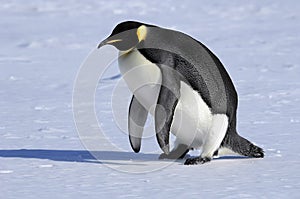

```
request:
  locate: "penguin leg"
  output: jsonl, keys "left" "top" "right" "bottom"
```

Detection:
{"left": 184, "top": 114, "right": 228, "bottom": 165}
{"left": 155, "top": 64, "right": 181, "bottom": 154}
{"left": 128, "top": 95, "right": 148, "bottom": 153}
{"left": 159, "top": 139, "right": 189, "bottom": 159}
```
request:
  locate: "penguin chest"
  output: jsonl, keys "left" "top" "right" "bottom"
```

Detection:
{"left": 118, "top": 49, "right": 213, "bottom": 148}
{"left": 118, "top": 49, "right": 161, "bottom": 114}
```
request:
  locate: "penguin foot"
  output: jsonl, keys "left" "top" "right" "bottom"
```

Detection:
{"left": 184, "top": 156, "right": 211, "bottom": 165}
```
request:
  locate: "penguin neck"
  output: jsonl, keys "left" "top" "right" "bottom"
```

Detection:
{"left": 118, "top": 49, "right": 162, "bottom": 113}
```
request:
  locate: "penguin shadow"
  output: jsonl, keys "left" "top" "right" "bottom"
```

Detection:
{"left": 214, "top": 155, "right": 250, "bottom": 160}
{"left": 0, "top": 149, "right": 159, "bottom": 165}
{"left": 0, "top": 149, "right": 254, "bottom": 166}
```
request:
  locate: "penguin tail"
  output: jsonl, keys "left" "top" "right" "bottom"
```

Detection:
{"left": 223, "top": 132, "right": 264, "bottom": 158}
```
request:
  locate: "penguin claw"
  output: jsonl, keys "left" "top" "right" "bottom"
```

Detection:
{"left": 184, "top": 157, "right": 211, "bottom": 165}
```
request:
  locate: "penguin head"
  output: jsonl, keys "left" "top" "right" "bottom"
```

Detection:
{"left": 98, "top": 21, "right": 152, "bottom": 51}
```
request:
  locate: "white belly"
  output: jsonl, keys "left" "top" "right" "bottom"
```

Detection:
{"left": 118, "top": 49, "right": 213, "bottom": 149}
{"left": 118, "top": 50, "right": 161, "bottom": 114}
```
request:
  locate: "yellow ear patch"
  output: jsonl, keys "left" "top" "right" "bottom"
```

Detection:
{"left": 137, "top": 25, "right": 147, "bottom": 42}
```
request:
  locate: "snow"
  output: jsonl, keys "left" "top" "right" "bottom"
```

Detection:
{"left": 1, "top": 0, "right": 300, "bottom": 198}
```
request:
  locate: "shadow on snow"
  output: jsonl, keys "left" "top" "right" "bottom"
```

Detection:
{"left": 0, "top": 149, "right": 249, "bottom": 164}
{"left": 0, "top": 149, "right": 159, "bottom": 164}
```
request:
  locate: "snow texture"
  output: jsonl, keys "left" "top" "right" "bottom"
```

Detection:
{"left": 1, "top": 0, "right": 300, "bottom": 198}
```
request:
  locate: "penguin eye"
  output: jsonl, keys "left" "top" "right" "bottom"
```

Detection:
{"left": 109, "top": 31, "right": 139, "bottom": 51}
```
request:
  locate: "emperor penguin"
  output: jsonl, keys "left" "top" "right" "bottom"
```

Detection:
{"left": 98, "top": 21, "right": 264, "bottom": 165}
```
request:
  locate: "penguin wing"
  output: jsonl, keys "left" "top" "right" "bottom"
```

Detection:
{"left": 154, "top": 63, "right": 181, "bottom": 154}
{"left": 128, "top": 95, "right": 148, "bottom": 153}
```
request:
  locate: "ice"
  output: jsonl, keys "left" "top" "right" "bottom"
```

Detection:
{"left": 38, "top": 164, "right": 54, "bottom": 168}
{"left": 1, "top": 0, "right": 299, "bottom": 198}
{"left": 0, "top": 170, "right": 14, "bottom": 174}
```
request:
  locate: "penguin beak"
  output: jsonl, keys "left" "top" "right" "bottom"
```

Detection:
{"left": 97, "top": 39, "right": 107, "bottom": 48}
{"left": 97, "top": 38, "right": 122, "bottom": 48}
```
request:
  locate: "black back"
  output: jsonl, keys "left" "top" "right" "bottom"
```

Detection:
{"left": 136, "top": 24, "right": 238, "bottom": 122}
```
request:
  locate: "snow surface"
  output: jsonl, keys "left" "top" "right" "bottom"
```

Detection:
{"left": 1, "top": 0, "right": 300, "bottom": 198}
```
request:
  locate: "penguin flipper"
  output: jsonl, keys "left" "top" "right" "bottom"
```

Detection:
{"left": 155, "top": 64, "right": 181, "bottom": 154}
{"left": 128, "top": 95, "right": 148, "bottom": 153}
